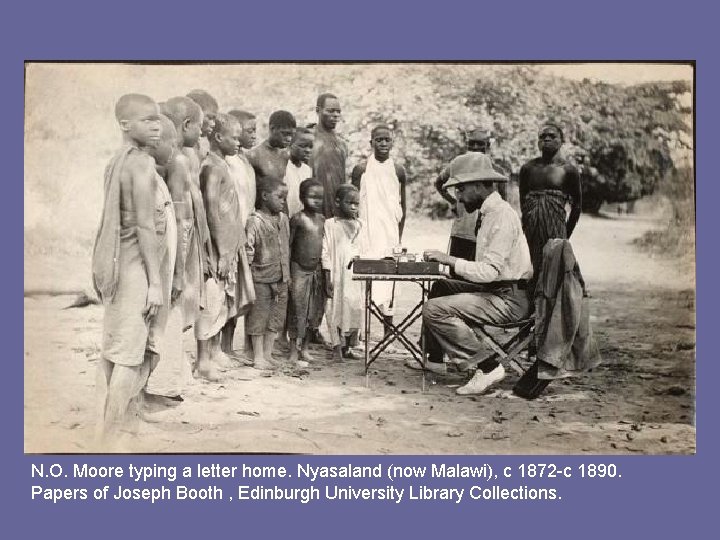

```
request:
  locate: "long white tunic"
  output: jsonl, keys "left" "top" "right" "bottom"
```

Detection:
{"left": 321, "top": 218, "right": 368, "bottom": 345}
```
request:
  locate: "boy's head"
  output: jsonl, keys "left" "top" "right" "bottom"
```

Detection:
{"left": 290, "top": 127, "right": 314, "bottom": 163}
{"left": 257, "top": 176, "right": 288, "bottom": 215}
{"left": 316, "top": 93, "right": 341, "bottom": 131}
{"left": 186, "top": 89, "right": 219, "bottom": 138}
{"left": 538, "top": 123, "right": 564, "bottom": 154}
{"left": 464, "top": 127, "right": 491, "bottom": 153}
{"left": 115, "top": 94, "right": 161, "bottom": 148}
{"left": 299, "top": 178, "right": 324, "bottom": 213}
{"left": 268, "top": 110, "right": 296, "bottom": 149}
{"left": 147, "top": 114, "right": 178, "bottom": 167}
{"left": 335, "top": 184, "right": 359, "bottom": 219}
{"left": 228, "top": 109, "right": 257, "bottom": 149}
{"left": 210, "top": 113, "right": 241, "bottom": 157}
{"left": 370, "top": 124, "right": 393, "bottom": 161}
{"left": 161, "top": 96, "right": 204, "bottom": 148}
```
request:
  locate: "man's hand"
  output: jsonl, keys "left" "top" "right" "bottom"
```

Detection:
{"left": 144, "top": 284, "right": 164, "bottom": 322}
{"left": 424, "top": 250, "right": 456, "bottom": 267}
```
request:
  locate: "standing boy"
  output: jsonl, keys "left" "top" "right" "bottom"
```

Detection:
{"left": 142, "top": 113, "right": 188, "bottom": 401}
{"left": 244, "top": 177, "right": 291, "bottom": 370}
{"left": 159, "top": 97, "right": 203, "bottom": 325}
{"left": 196, "top": 114, "right": 251, "bottom": 378}
{"left": 284, "top": 127, "right": 314, "bottom": 217}
{"left": 228, "top": 109, "right": 259, "bottom": 357}
{"left": 351, "top": 124, "right": 406, "bottom": 336}
{"left": 288, "top": 178, "right": 326, "bottom": 366}
{"left": 519, "top": 123, "right": 582, "bottom": 297}
{"left": 186, "top": 89, "right": 219, "bottom": 162}
{"left": 92, "top": 94, "right": 174, "bottom": 443}
{"left": 322, "top": 184, "right": 368, "bottom": 361}
{"left": 247, "top": 110, "right": 295, "bottom": 182}
{"left": 228, "top": 109, "right": 258, "bottom": 225}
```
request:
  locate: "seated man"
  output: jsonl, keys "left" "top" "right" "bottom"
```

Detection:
{"left": 419, "top": 153, "right": 533, "bottom": 396}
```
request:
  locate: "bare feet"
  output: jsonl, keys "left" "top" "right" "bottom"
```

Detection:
{"left": 252, "top": 356, "right": 274, "bottom": 371}
{"left": 195, "top": 360, "right": 221, "bottom": 382}
{"left": 309, "top": 328, "right": 327, "bottom": 346}
{"left": 342, "top": 346, "right": 359, "bottom": 360}
{"left": 332, "top": 345, "right": 343, "bottom": 362}
{"left": 212, "top": 350, "right": 236, "bottom": 369}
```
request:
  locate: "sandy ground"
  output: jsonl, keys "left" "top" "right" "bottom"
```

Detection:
{"left": 24, "top": 198, "right": 696, "bottom": 454}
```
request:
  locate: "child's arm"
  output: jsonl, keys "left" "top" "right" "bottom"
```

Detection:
{"left": 289, "top": 214, "right": 298, "bottom": 254}
{"left": 166, "top": 154, "right": 192, "bottom": 303}
{"left": 128, "top": 154, "right": 163, "bottom": 320}
{"left": 321, "top": 221, "right": 333, "bottom": 298}
{"left": 350, "top": 163, "right": 364, "bottom": 190}
{"left": 245, "top": 217, "right": 258, "bottom": 266}
{"left": 397, "top": 164, "right": 407, "bottom": 242}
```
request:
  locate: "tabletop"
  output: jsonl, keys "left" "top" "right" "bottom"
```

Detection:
{"left": 352, "top": 273, "right": 449, "bottom": 281}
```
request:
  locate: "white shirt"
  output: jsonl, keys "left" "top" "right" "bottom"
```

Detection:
{"left": 284, "top": 161, "right": 313, "bottom": 217}
{"left": 454, "top": 191, "right": 533, "bottom": 283}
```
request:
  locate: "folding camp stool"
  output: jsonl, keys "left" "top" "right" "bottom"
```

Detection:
{"left": 473, "top": 318, "right": 534, "bottom": 375}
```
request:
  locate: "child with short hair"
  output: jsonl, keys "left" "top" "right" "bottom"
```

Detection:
{"left": 351, "top": 124, "right": 407, "bottom": 339}
{"left": 196, "top": 114, "right": 250, "bottom": 379}
{"left": 288, "top": 178, "right": 325, "bottom": 366}
{"left": 322, "top": 184, "right": 368, "bottom": 361}
{"left": 284, "top": 127, "right": 314, "bottom": 217}
{"left": 247, "top": 110, "right": 295, "bottom": 182}
{"left": 92, "top": 93, "right": 174, "bottom": 443}
{"left": 245, "top": 177, "right": 290, "bottom": 370}
{"left": 186, "top": 89, "right": 219, "bottom": 162}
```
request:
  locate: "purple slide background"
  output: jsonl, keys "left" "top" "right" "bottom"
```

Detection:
{"left": 4, "top": 0, "right": 715, "bottom": 537}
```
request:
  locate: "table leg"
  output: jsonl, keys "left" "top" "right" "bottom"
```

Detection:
{"left": 364, "top": 280, "right": 371, "bottom": 387}
{"left": 421, "top": 280, "right": 427, "bottom": 392}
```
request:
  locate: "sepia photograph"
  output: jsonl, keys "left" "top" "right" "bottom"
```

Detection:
{"left": 23, "top": 61, "right": 695, "bottom": 454}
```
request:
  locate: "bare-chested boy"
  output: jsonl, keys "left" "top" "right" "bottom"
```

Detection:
{"left": 288, "top": 178, "right": 325, "bottom": 366}
{"left": 139, "top": 113, "right": 185, "bottom": 404}
{"left": 519, "top": 123, "right": 582, "bottom": 296}
{"left": 159, "top": 98, "right": 203, "bottom": 315}
{"left": 228, "top": 109, "right": 259, "bottom": 357}
{"left": 187, "top": 89, "right": 219, "bottom": 162}
{"left": 247, "top": 110, "right": 295, "bottom": 182}
{"left": 93, "top": 94, "right": 175, "bottom": 444}
{"left": 196, "top": 114, "right": 251, "bottom": 377}
{"left": 284, "top": 127, "right": 314, "bottom": 217}
{"left": 142, "top": 97, "right": 205, "bottom": 393}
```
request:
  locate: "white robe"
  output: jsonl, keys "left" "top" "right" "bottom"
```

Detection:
{"left": 358, "top": 155, "right": 402, "bottom": 309}
{"left": 322, "top": 218, "right": 368, "bottom": 345}
{"left": 228, "top": 152, "right": 256, "bottom": 227}
{"left": 284, "top": 161, "right": 312, "bottom": 217}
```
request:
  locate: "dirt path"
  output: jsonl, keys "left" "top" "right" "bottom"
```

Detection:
{"left": 24, "top": 198, "right": 695, "bottom": 454}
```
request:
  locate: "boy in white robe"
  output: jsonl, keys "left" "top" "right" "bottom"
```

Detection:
{"left": 351, "top": 124, "right": 407, "bottom": 337}
{"left": 322, "top": 185, "right": 369, "bottom": 361}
